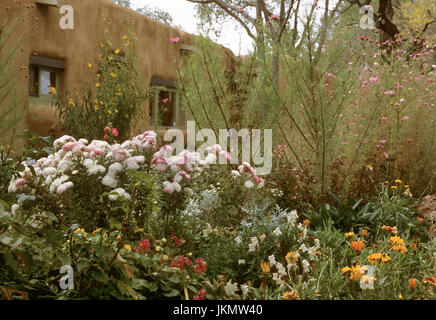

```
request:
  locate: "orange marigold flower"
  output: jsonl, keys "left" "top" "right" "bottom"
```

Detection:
{"left": 381, "top": 225, "right": 397, "bottom": 234}
{"left": 283, "top": 291, "right": 299, "bottom": 300}
{"left": 361, "top": 229, "right": 368, "bottom": 237}
{"left": 304, "top": 219, "right": 311, "bottom": 226}
{"left": 410, "top": 243, "right": 417, "bottom": 250}
{"left": 409, "top": 279, "right": 417, "bottom": 289}
{"left": 350, "top": 240, "right": 364, "bottom": 252}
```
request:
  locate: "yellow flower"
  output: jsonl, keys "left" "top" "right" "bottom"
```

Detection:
{"left": 68, "top": 98, "right": 75, "bottom": 106}
{"left": 283, "top": 291, "right": 299, "bottom": 300}
{"left": 122, "top": 35, "right": 128, "bottom": 40}
{"left": 381, "top": 253, "right": 391, "bottom": 263}
{"left": 162, "top": 255, "right": 169, "bottom": 261}
{"left": 392, "top": 244, "right": 408, "bottom": 254}
{"left": 404, "top": 185, "right": 409, "bottom": 188}
{"left": 110, "top": 72, "right": 116, "bottom": 78}
{"left": 100, "top": 43, "right": 105, "bottom": 47}
{"left": 94, "top": 106, "right": 99, "bottom": 111}
{"left": 398, "top": 293, "right": 403, "bottom": 300}
{"left": 124, "top": 244, "right": 132, "bottom": 251}
{"left": 114, "top": 49, "right": 120, "bottom": 54}
{"left": 342, "top": 265, "right": 363, "bottom": 280}
{"left": 395, "top": 179, "right": 402, "bottom": 184}
{"left": 88, "top": 63, "right": 92, "bottom": 68}
{"left": 114, "top": 109, "right": 119, "bottom": 113}
{"left": 108, "top": 56, "right": 113, "bottom": 61}
{"left": 95, "top": 83, "right": 101, "bottom": 88}
{"left": 93, "top": 228, "right": 102, "bottom": 234}
{"left": 108, "top": 110, "right": 112, "bottom": 114}
{"left": 260, "top": 261, "right": 270, "bottom": 273}
{"left": 285, "top": 251, "right": 298, "bottom": 265}
{"left": 365, "top": 164, "right": 373, "bottom": 171}
{"left": 367, "top": 252, "right": 382, "bottom": 265}
{"left": 391, "top": 185, "right": 397, "bottom": 189}
{"left": 48, "top": 87, "right": 57, "bottom": 95}
{"left": 341, "top": 267, "right": 351, "bottom": 273}
{"left": 73, "top": 228, "right": 87, "bottom": 236}
{"left": 390, "top": 235, "right": 404, "bottom": 246}
{"left": 345, "top": 232, "right": 354, "bottom": 238}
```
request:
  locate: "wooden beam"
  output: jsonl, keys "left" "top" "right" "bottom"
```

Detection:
{"left": 30, "top": 56, "right": 65, "bottom": 69}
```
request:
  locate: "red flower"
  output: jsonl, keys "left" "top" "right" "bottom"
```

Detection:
{"left": 111, "top": 127, "right": 119, "bottom": 137}
{"left": 194, "top": 258, "right": 207, "bottom": 273}
{"left": 171, "top": 232, "right": 182, "bottom": 247}
{"left": 170, "top": 256, "right": 192, "bottom": 271}
{"left": 194, "top": 289, "right": 206, "bottom": 300}
{"left": 135, "top": 239, "right": 150, "bottom": 253}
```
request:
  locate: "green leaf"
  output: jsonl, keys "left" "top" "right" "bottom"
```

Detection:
{"left": 163, "top": 289, "right": 181, "bottom": 297}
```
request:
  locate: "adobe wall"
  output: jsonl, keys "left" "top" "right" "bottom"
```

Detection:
{"left": 0, "top": 0, "right": 235, "bottom": 147}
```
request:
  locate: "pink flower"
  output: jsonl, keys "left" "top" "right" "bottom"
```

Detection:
{"left": 104, "top": 126, "right": 111, "bottom": 133}
{"left": 269, "top": 14, "right": 279, "bottom": 20}
{"left": 359, "top": 35, "right": 365, "bottom": 40}
{"left": 170, "top": 37, "right": 180, "bottom": 43}
{"left": 381, "top": 117, "right": 388, "bottom": 123}
{"left": 162, "top": 98, "right": 168, "bottom": 103}
{"left": 103, "top": 134, "right": 109, "bottom": 141}
{"left": 171, "top": 256, "right": 192, "bottom": 271}
{"left": 384, "top": 152, "right": 390, "bottom": 159}
{"left": 135, "top": 239, "right": 150, "bottom": 253}
{"left": 259, "top": 234, "right": 266, "bottom": 240}
{"left": 194, "top": 258, "right": 207, "bottom": 273}
{"left": 194, "top": 289, "right": 206, "bottom": 300}
{"left": 111, "top": 128, "right": 119, "bottom": 137}
{"left": 383, "top": 90, "right": 395, "bottom": 95}
{"left": 400, "top": 116, "right": 410, "bottom": 121}
{"left": 379, "top": 140, "right": 387, "bottom": 144}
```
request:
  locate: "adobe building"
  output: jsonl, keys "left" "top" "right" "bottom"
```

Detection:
{"left": 0, "top": 0, "right": 235, "bottom": 146}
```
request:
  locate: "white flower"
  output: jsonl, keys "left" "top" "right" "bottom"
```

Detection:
{"left": 235, "top": 236, "right": 242, "bottom": 244}
{"left": 268, "top": 255, "right": 277, "bottom": 266}
{"left": 102, "top": 175, "right": 117, "bottom": 188}
{"left": 42, "top": 167, "right": 57, "bottom": 177}
{"left": 11, "top": 204, "right": 19, "bottom": 215}
{"left": 248, "top": 243, "right": 257, "bottom": 252}
{"left": 205, "top": 153, "right": 217, "bottom": 165}
{"left": 49, "top": 175, "right": 69, "bottom": 193}
{"left": 231, "top": 170, "right": 240, "bottom": 177}
{"left": 108, "top": 188, "right": 131, "bottom": 201}
{"left": 238, "top": 259, "right": 245, "bottom": 265}
{"left": 302, "top": 259, "right": 310, "bottom": 272}
{"left": 244, "top": 180, "right": 254, "bottom": 188}
{"left": 56, "top": 181, "right": 73, "bottom": 194}
{"left": 276, "top": 262, "right": 286, "bottom": 276}
{"left": 108, "top": 162, "right": 123, "bottom": 174}
{"left": 250, "top": 237, "right": 258, "bottom": 245}
{"left": 224, "top": 281, "right": 239, "bottom": 296}
{"left": 273, "top": 227, "right": 282, "bottom": 236}
{"left": 241, "top": 284, "right": 249, "bottom": 295}
{"left": 286, "top": 209, "right": 298, "bottom": 225}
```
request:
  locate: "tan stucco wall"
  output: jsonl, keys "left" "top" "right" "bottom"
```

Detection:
{"left": 0, "top": 0, "right": 235, "bottom": 147}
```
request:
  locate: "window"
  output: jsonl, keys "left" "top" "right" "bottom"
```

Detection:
{"left": 149, "top": 77, "right": 186, "bottom": 129}
{"left": 28, "top": 56, "right": 64, "bottom": 103}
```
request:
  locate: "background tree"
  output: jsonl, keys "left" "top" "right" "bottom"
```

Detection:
{"left": 188, "top": 0, "right": 344, "bottom": 89}
{"left": 111, "top": 0, "right": 175, "bottom": 26}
